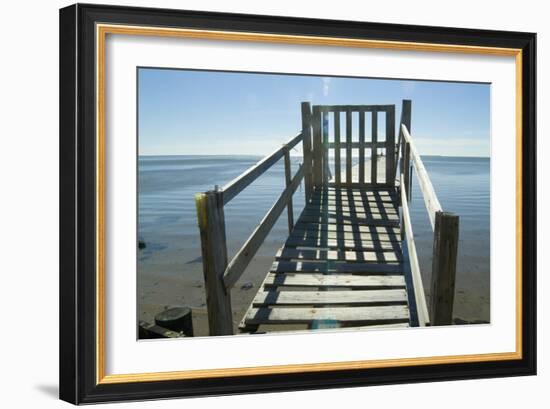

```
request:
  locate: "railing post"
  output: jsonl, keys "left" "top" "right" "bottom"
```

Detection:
{"left": 283, "top": 145, "right": 294, "bottom": 234}
{"left": 311, "top": 106, "right": 324, "bottom": 188}
{"left": 396, "top": 100, "right": 412, "bottom": 181}
{"left": 386, "top": 105, "right": 396, "bottom": 186}
{"left": 195, "top": 190, "right": 233, "bottom": 335}
{"left": 301, "top": 102, "right": 314, "bottom": 201}
{"left": 430, "top": 211, "right": 459, "bottom": 325}
{"left": 404, "top": 141, "right": 411, "bottom": 201}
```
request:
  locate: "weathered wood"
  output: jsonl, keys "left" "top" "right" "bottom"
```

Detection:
{"left": 318, "top": 104, "right": 394, "bottom": 112}
{"left": 283, "top": 146, "right": 294, "bottom": 233}
{"left": 139, "top": 321, "right": 183, "bottom": 339}
{"left": 284, "top": 237, "right": 400, "bottom": 251}
{"left": 288, "top": 228, "right": 400, "bottom": 242}
{"left": 252, "top": 290, "right": 408, "bottom": 306}
{"left": 305, "top": 203, "right": 399, "bottom": 214}
{"left": 359, "top": 110, "right": 366, "bottom": 184}
{"left": 403, "top": 141, "right": 411, "bottom": 201}
{"left": 301, "top": 102, "right": 314, "bottom": 202}
{"left": 223, "top": 165, "right": 305, "bottom": 289}
{"left": 293, "top": 222, "right": 400, "bottom": 235}
{"left": 430, "top": 211, "right": 459, "bottom": 326}
{"left": 297, "top": 212, "right": 399, "bottom": 224}
{"left": 346, "top": 109, "right": 352, "bottom": 183}
{"left": 296, "top": 216, "right": 400, "bottom": 228}
{"left": 334, "top": 111, "right": 341, "bottom": 185}
{"left": 243, "top": 305, "right": 410, "bottom": 325}
{"left": 400, "top": 178, "right": 430, "bottom": 326}
{"left": 222, "top": 132, "right": 302, "bottom": 205}
{"left": 155, "top": 307, "right": 194, "bottom": 336}
{"left": 328, "top": 141, "right": 389, "bottom": 149}
{"left": 396, "top": 99, "right": 412, "bottom": 180}
{"left": 312, "top": 106, "right": 323, "bottom": 187}
{"left": 263, "top": 273, "right": 405, "bottom": 288}
{"left": 401, "top": 124, "right": 442, "bottom": 229}
{"left": 195, "top": 191, "right": 233, "bottom": 335}
{"left": 271, "top": 260, "right": 402, "bottom": 274}
{"left": 301, "top": 206, "right": 398, "bottom": 217}
{"left": 276, "top": 247, "right": 402, "bottom": 263}
{"left": 322, "top": 109, "right": 330, "bottom": 184}
{"left": 371, "top": 110, "right": 378, "bottom": 184}
{"left": 386, "top": 105, "right": 396, "bottom": 186}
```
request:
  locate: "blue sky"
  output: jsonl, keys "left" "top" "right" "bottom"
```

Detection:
{"left": 138, "top": 68, "right": 490, "bottom": 157}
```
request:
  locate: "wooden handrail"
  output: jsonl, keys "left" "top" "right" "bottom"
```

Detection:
{"left": 223, "top": 165, "right": 304, "bottom": 289}
{"left": 221, "top": 132, "right": 303, "bottom": 205}
{"left": 400, "top": 174, "right": 430, "bottom": 326}
{"left": 197, "top": 129, "right": 310, "bottom": 335}
{"left": 401, "top": 124, "right": 442, "bottom": 230}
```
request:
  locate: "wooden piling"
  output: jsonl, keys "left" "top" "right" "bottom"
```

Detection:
{"left": 195, "top": 190, "right": 233, "bottom": 335}
{"left": 430, "top": 211, "right": 459, "bottom": 325}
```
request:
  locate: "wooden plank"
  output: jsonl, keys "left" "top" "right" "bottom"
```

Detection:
{"left": 334, "top": 110, "right": 341, "bottom": 185}
{"left": 346, "top": 109, "right": 352, "bottom": 183}
{"left": 400, "top": 178, "right": 430, "bottom": 326}
{"left": 195, "top": 190, "right": 234, "bottom": 335}
{"left": 243, "top": 305, "right": 410, "bottom": 325}
{"left": 283, "top": 146, "right": 294, "bottom": 233}
{"left": 359, "top": 109, "right": 365, "bottom": 184}
{"left": 293, "top": 222, "right": 400, "bottom": 235}
{"left": 319, "top": 104, "right": 394, "bottom": 112}
{"left": 284, "top": 237, "right": 401, "bottom": 252}
{"left": 430, "top": 211, "right": 459, "bottom": 326}
{"left": 311, "top": 190, "right": 397, "bottom": 199}
{"left": 295, "top": 218, "right": 400, "bottom": 228}
{"left": 288, "top": 228, "right": 400, "bottom": 242}
{"left": 276, "top": 247, "right": 402, "bottom": 263}
{"left": 301, "top": 102, "right": 314, "bottom": 202}
{"left": 252, "top": 290, "right": 408, "bottom": 306}
{"left": 371, "top": 110, "right": 378, "bottom": 184}
{"left": 401, "top": 124, "right": 442, "bottom": 229}
{"left": 271, "top": 260, "right": 402, "bottom": 274}
{"left": 263, "top": 273, "right": 405, "bottom": 288}
{"left": 299, "top": 212, "right": 399, "bottom": 226}
{"left": 222, "top": 132, "right": 302, "bottom": 204}
{"left": 223, "top": 166, "right": 304, "bottom": 289}
{"left": 312, "top": 106, "right": 323, "bottom": 187}
{"left": 306, "top": 204, "right": 399, "bottom": 216}
{"left": 386, "top": 105, "right": 396, "bottom": 186}
{"left": 328, "top": 141, "right": 388, "bottom": 149}
{"left": 301, "top": 206, "right": 398, "bottom": 217}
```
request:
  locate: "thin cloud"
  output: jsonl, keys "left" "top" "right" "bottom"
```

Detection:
{"left": 322, "top": 77, "right": 331, "bottom": 97}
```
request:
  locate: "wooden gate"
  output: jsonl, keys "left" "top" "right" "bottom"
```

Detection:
{"left": 310, "top": 105, "right": 396, "bottom": 188}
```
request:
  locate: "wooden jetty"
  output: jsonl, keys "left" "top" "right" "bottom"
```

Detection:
{"left": 195, "top": 100, "right": 459, "bottom": 336}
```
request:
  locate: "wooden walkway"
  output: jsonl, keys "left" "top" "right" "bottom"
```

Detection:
{"left": 239, "top": 186, "right": 412, "bottom": 332}
{"left": 195, "top": 100, "right": 459, "bottom": 337}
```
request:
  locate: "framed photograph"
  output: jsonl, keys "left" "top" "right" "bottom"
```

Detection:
{"left": 59, "top": 3, "right": 536, "bottom": 404}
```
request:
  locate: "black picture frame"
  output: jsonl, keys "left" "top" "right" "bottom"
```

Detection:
{"left": 59, "top": 3, "right": 536, "bottom": 404}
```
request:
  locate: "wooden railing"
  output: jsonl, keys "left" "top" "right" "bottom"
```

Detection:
{"left": 398, "top": 104, "right": 460, "bottom": 326}
{"left": 194, "top": 103, "right": 314, "bottom": 335}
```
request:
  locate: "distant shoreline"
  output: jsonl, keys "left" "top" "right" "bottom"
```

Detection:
{"left": 138, "top": 153, "right": 490, "bottom": 159}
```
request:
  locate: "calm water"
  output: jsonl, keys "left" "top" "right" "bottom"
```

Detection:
{"left": 138, "top": 155, "right": 490, "bottom": 318}
{"left": 138, "top": 155, "right": 306, "bottom": 264}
